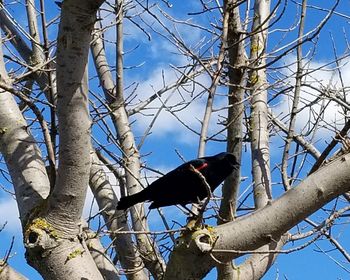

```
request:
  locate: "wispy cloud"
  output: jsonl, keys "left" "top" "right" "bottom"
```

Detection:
{"left": 0, "top": 197, "right": 21, "bottom": 234}
{"left": 273, "top": 55, "right": 350, "bottom": 140}
{"left": 129, "top": 65, "right": 229, "bottom": 144}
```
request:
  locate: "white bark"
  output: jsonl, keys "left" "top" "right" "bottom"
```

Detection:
{"left": 90, "top": 152, "right": 148, "bottom": 280}
{"left": 0, "top": 4, "right": 32, "bottom": 62}
{"left": 218, "top": 0, "right": 246, "bottom": 224}
{"left": 249, "top": 0, "right": 272, "bottom": 208}
{"left": 217, "top": 1, "right": 247, "bottom": 277}
{"left": 83, "top": 222, "right": 120, "bottom": 280}
{"left": 87, "top": 238, "right": 120, "bottom": 280}
{"left": 25, "top": 0, "right": 43, "bottom": 63}
{"left": 233, "top": 239, "right": 285, "bottom": 280}
{"left": 0, "top": 263, "right": 28, "bottom": 280}
{"left": 91, "top": 21, "right": 166, "bottom": 278}
{"left": 0, "top": 3, "right": 56, "bottom": 98}
{"left": 47, "top": 0, "right": 102, "bottom": 229}
{"left": 0, "top": 40, "right": 49, "bottom": 223}
{"left": 22, "top": 1, "right": 106, "bottom": 279}
{"left": 197, "top": 2, "right": 231, "bottom": 157}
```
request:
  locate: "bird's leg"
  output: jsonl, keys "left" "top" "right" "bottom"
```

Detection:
{"left": 180, "top": 204, "right": 198, "bottom": 217}
{"left": 187, "top": 165, "right": 213, "bottom": 229}
{"left": 181, "top": 204, "right": 205, "bottom": 230}
{"left": 180, "top": 205, "right": 200, "bottom": 229}
{"left": 145, "top": 208, "right": 151, "bottom": 219}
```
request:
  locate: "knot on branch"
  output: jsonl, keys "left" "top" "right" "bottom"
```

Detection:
{"left": 165, "top": 226, "right": 217, "bottom": 279}
{"left": 175, "top": 226, "right": 217, "bottom": 254}
{"left": 24, "top": 218, "right": 59, "bottom": 252}
{"left": 193, "top": 231, "right": 215, "bottom": 253}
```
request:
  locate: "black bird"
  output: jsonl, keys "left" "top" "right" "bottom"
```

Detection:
{"left": 116, "top": 152, "right": 239, "bottom": 210}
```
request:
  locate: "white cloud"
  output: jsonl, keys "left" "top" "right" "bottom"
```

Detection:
{"left": 100, "top": 1, "right": 208, "bottom": 69}
{"left": 96, "top": 2, "right": 227, "bottom": 146}
{"left": 130, "top": 65, "right": 229, "bottom": 145}
{"left": 273, "top": 55, "right": 350, "bottom": 139}
{"left": 0, "top": 197, "right": 21, "bottom": 234}
{"left": 83, "top": 187, "right": 99, "bottom": 219}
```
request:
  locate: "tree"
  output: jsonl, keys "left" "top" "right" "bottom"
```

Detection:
{"left": 0, "top": 0, "right": 350, "bottom": 279}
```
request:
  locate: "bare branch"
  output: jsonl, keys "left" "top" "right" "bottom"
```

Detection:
{"left": 281, "top": 0, "right": 307, "bottom": 190}
{"left": 90, "top": 151, "right": 148, "bottom": 280}
{"left": 249, "top": 0, "right": 272, "bottom": 208}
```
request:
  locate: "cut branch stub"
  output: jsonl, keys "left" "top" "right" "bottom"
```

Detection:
{"left": 164, "top": 227, "right": 218, "bottom": 279}
{"left": 24, "top": 218, "right": 60, "bottom": 251}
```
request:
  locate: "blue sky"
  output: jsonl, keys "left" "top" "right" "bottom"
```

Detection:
{"left": 1, "top": 0, "right": 350, "bottom": 279}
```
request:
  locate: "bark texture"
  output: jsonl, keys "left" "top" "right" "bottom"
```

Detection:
{"left": 0, "top": 39, "right": 49, "bottom": 224}
{"left": 91, "top": 19, "right": 166, "bottom": 278}
{"left": 21, "top": 1, "right": 106, "bottom": 279}
{"left": 249, "top": 0, "right": 272, "bottom": 208}
{"left": 89, "top": 152, "right": 148, "bottom": 280}
{"left": 0, "top": 263, "right": 28, "bottom": 280}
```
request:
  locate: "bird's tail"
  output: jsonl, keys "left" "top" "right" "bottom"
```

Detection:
{"left": 116, "top": 190, "right": 148, "bottom": 210}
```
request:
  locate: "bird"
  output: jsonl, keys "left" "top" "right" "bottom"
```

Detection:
{"left": 116, "top": 152, "right": 239, "bottom": 210}
{"left": 54, "top": 1, "right": 62, "bottom": 8}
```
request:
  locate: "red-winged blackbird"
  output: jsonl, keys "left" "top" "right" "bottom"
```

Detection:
{"left": 116, "top": 152, "right": 239, "bottom": 210}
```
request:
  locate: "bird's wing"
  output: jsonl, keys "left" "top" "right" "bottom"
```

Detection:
{"left": 146, "top": 159, "right": 207, "bottom": 201}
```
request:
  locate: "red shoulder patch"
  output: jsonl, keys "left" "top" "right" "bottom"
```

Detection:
{"left": 195, "top": 162, "right": 208, "bottom": 171}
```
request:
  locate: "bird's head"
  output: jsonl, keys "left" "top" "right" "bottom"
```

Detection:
{"left": 217, "top": 152, "right": 240, "bottom": 170}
